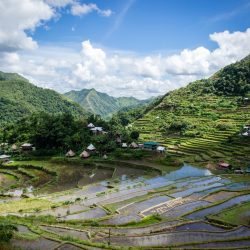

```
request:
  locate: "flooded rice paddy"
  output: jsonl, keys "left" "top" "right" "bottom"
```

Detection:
{"left": 2, "top": 161, "right": 250, "bottom": 249}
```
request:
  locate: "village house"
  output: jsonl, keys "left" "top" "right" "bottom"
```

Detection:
{"left": 11, "top": 144, "right": 18, "bottom": 151}
{"left": 80, "top": 150, "right": 90, "bottom": 159}
{"left": 129, "top": 142, "right": 139, "bottom": 149}
{"left": 234, "top": 168, "right": 244, "bottom": 174}
{"left": 87, "top": 144, "right": 96, "bottom": 152}
{"left": 20, "top": 143, "right": 33, "bottom": 152}
{"left": 65, "top": 149, "right": 75, "bottom": 157}
{"left": 143, "top": 141, "right": 159, "bottom": 150}
{"left": 157, "top": 146, "right": 166, "bottom": 153}
{"left": 90, "top": 127, "right": 104, "bottom": 135}
{"left": 87, "top": 123, "right": 95, "bottom": 128}
{"left": 218, "top": 161, "right": 231, "bottom": 169}
{"left": 122, "top": 143, "right": 128, "bottom": 148}
{"left": 0, "top": 154, "right": 10, "bottom": 163}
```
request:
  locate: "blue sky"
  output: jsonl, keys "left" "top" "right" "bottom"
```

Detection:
{"left": 0, "top": 0, "right": 250, "bottom": 98}
{"left": 33, "top": 0, "right": 250, "bottom": 52}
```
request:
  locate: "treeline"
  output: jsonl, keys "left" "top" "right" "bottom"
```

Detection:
{"left": 0, "top": 113, "right": 139, "bottom": 155}
{"left": 188, "top": 55, "right": 250, "bottom": 96}
{"left": 0, "top": 71, "right": 86, "bottom": 126}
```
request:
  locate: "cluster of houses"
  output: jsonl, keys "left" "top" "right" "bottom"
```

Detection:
{"left": 0, "top": 143, "right": 34, "bottom": 163}
{"left": 217, "top": 161, "right": 250, "bottom": 174}
{"left": 240, "top": 125, "right": 250, "bottom": 137}
{"left": 87, "top": 123, "right": 107, "bottom": 135}
{"left": 65, "top": 141, "right": 166, "bottom": 160}
{"left": 65, "top": 143, "right": 97, "bottom": 159}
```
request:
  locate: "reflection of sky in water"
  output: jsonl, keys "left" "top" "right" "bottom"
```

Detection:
{"left": 145, "top": 164, "right": 213, "bottom": 187}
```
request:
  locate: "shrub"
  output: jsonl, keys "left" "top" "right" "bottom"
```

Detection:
{"left": 0, "top": 221, "right": 17, "bottom": 242}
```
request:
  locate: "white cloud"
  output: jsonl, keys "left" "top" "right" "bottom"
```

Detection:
{"left": 71, "top": 2, "right": 112, "bottom": 17}
{"left": 0, "top": 0, "right": 54, "bottom": 52}
{"left": 0, "top": 28, "right": 250, "bottom": 99}
{"left": 0, "top": 0, "right": 112, "bottom": 52}
{"left": 45, "top": 0, "right": 74, "bottom": 7}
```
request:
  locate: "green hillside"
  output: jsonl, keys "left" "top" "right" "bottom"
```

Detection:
{"left": 0, "top": 71, "right": 86, "bottom": 125}
{"left": 64, "top": 88, "right": 152, "bottom": 119}
{"left": 133, "top": 55, "right": 250, "bottom": 165}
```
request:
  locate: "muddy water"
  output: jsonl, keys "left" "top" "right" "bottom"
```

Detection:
{"left": 41, "top": 226, "right": 88, "bottom": 240}
{"left": 61, "top": 207, "right": 107, "bottom": 220}
{"left": 184, "top": 239, "right": 250, "bottom": 249}
{"left": 161, "top": 200, "right": 210, "bottom": 218}
{"left": 186, "top": 194, "right": 250, "bottom": 220}
{"left": 101, "top": 214, "right": 141, "bottom": 225}
{"left": 174, "top": 222, "right": 226, "bottom": 232}
{"left": 11, "top": 237, "right": 60, "bottom": 250}
{"left": 106, "top": 226, "right": 250, "bottom": 246}
{"left": 17, "top": 225, "right": 32, "bottom": 234}
{"left": 107, "top": 220, "right": 182, "bottom": 235}
{"left": 55, "top": 243, "right": 85, "bottom": 250}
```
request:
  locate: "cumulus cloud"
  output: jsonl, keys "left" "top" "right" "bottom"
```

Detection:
{"left": 0, "top": 27, "right": 250, "bottom": 99}
{"left": 45, "top": 0, "right": 74, "bottom": 8}
{"left": 0, "top": 0, "right": 54, "bottom": 52}
{"left": 71, "top": 2, "right": 112, "bottom": 17}
{"left": 0, "top": 0, "right": 112, "bottom": 53}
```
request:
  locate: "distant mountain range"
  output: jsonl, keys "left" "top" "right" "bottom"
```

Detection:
{"left": 0, "top": 71, "right": 86, "bottom": 125}
{"left": 64, "top": 88, "right": 154, "bottom": 119}
{"left": 0, "top": 71, "right": 156, "bottom": 125}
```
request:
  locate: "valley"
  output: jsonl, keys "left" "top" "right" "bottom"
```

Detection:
{"left": 0, "top": 48, "right": 249, "bottom": 250}
{"left": 1, "top": 156, "right": 250, "bottom": 249}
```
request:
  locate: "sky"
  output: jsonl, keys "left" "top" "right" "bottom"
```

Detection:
{"left": 0, "top": 0, "right": 250, "bottom": 99}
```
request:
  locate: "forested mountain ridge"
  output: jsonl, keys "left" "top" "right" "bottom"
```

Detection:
{"left": 64, "top": 88, "right": 153, "bottom": 119}
{"left": 133, "top": 54, "right": 250, "bottom": 165}
{"left": 0, "top": 71, "right": 86, "bottom": 125}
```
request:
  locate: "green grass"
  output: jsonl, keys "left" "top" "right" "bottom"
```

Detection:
{"left": 0, "top": 198, "right": 57, "bottom": 214}
{"left": 120, "top": 214, "right": 162, "bottom": 227}
{"left": 208, "top": 201, "right": 250, "bottom": 226}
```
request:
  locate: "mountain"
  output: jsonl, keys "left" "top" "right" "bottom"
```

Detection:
{"left": 64, "top": 88, "right": 153, "bottom": 119}
{"left": 0, "top": 71, "right": 86, "bottom": 125}
{"left": 133, "top": 55, "right": 250, "bottom": 164}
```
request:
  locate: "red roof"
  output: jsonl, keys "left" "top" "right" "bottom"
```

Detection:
{"left": 218, "top": 162, "right": 230, "bottom": 168}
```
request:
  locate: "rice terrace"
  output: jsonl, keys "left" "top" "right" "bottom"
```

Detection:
{"left": 0, "top": 0, "right": 250, "bottom": 249}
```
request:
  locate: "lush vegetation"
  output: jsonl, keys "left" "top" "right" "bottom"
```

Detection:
{"left": 133, "top": 54, "right": 250, "bottom": 165}
{"left": 0, "top": 219, "right": 17, "bottom": 242}
{"left": 0, "top": 112, "right": 141, "bottom": 156}
{"left": 0, "top": 71, "right": 86, "bottom": 126}
{"left": 64, "top": 88, "right": 154, "bottom": 119}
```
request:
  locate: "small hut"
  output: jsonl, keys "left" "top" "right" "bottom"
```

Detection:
{"left": 87, "top": 144, "right": 96, "bottom": 151}
{"left": 65, "top": 149, "right": 75, "bottom": 157}
{"left": 242, "top": 131, "right": 249, "bottom": 136}
{"left": 20, "top": 143, "right": 33, "bottom": 151}
{"left": 90, "top": 127, "right": 103, "bottom": 135}
{"left": 80, "top": 150, "right": 90, "bottom": 158}
{"left": 87, "top": 123, "right": 95, "bottom": 128}
{"left": 11, "top": 144, "right": 18, "bottom": 151}
{"left": 157, "top": 146, "right": 166, "bottom": 153}
{"left": 122, "top": 143, "right": 128, "bottom": 148}
{"left": 143, "top": 141, "right": 159, "bottom": 150}
{"left": 0, "top": 155, "right": 10, "bottom": 163}
{"left": 130, "top": 142, "right": 139, "bottom": 149}
{"left": 218, "top": 162, "right": 231, "bottom": 169}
